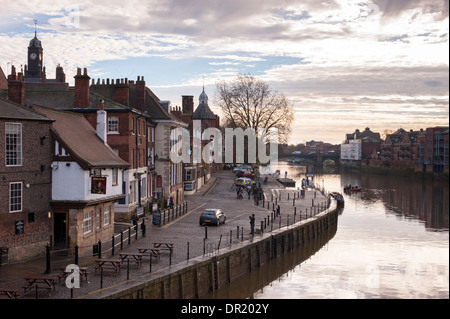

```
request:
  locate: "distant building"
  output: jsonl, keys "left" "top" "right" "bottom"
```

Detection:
{"left": 345, "top": 127, "right": 382, "bottom": 159}
{"left": 341, "top": 139, "right": 362, "bottom": 163}
{"left": 171, "top": 87, "right": 221, "bottom": 194}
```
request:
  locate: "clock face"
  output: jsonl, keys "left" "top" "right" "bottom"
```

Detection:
{"left": 30, "top": 52, "right": 37, "bottom": 60}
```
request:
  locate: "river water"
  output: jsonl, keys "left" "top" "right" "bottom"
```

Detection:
{"left": 210, "top": 162, "right": 449, "bottom": 299}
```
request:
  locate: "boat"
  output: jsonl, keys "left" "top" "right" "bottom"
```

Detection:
{"left": 344, "top": 184, "right": 361, "bottom": 192}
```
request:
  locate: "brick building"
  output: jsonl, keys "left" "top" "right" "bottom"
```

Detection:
{"left": 171, "top": 87, "right": 221, "bottom": 194}
{"left": 0, "top": 97, "right": 53, "bottom": 263}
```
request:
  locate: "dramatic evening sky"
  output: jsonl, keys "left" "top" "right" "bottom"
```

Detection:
{"left": 0, "top": 0, "right": 448, "bottom": 144}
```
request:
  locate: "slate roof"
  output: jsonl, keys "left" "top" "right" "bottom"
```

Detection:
{"left": 0, "top": 97, "right": 53, "bottom": 122}
{"left": 32, "top": 105, "right": 129, "bottom": 169}
{"left": 192, "top": 101, "right": 217, "bottom": 120}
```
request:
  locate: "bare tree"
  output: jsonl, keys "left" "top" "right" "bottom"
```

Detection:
{"left": 215, "top": 74, "right": 294, "bottom": 144}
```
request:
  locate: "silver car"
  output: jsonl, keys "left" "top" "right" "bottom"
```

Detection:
{"left": 199, "top": 209, "right": 227, "bottom": 226}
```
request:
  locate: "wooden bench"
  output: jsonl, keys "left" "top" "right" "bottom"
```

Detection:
{"left": 22, "top": 274, "right": 59, "bottom": 296}
{"left": 137, "top": 248, "right": 161, "bottom": 260}
{"left": 118, "top": 253, "right": 145, "bottom": 267}
{"left": 0, "top": 287, "right": 20, "bottom": 299}
{"left": 57, "top": 266, "right": 89, "bottom": 283}
{"left": 152, "top": 242, "right": 174, "bottom": 253}
{"left": 94, "top": 258, "right": 122, "bottom": 273}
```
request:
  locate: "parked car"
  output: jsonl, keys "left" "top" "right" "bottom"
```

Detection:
{"left": 199, "top": 209, "right": 226, "bottom": 226}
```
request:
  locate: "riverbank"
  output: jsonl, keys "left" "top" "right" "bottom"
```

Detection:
{"left": 0, "top": 170, "right": 334, "bottom": 299}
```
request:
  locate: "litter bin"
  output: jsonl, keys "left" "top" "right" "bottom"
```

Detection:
{"left": 0, "top": 247, "right": 8, "bottom": 266}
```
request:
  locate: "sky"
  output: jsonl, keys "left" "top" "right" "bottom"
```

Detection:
{"left": 0, "top": 0, "right": 448, "bottom": 144}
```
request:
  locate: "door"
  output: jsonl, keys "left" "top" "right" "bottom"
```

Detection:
{"left": 54, "top": 211, "right": 68, "bottom": 247}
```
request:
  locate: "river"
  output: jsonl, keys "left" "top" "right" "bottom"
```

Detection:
{"left": 208, "top": 161, "right": 449, "bottom": 299}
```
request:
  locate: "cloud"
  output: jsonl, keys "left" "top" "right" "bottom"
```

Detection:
{"left": 0, "top": 0, "right": 448, "bottom": 144}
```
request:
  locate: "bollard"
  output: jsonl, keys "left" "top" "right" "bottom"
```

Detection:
{"left": 45, "top": 244, "right": 51, "bottom": 274}
{"left": 111, "top": 235, "right": 115, "bottom": 255}
{"left": 293, "top": 198, "right": 295, "bottom": 206}
{"left": 128, "top": 227, "right": 131, "bottom": 245}
{"left": 261, "top": 221, "right": 264, "bottom": 234}
{"left": 203, "top": 238, "right": 206, "bottom": 255}
{"left": 205, "top": 226, "right": 208, "bottom": 239}
{"left": 236, "top": 226, "right": 239, "bottom": 239}
{"left": 100, "top": 268, "right": 104, "bottom": 289}
{"left": 149, "top": 253, "right": 152, "bottom": 272}
{"left": 127, "top": 259, "right": 130, "bottom": 280}
{"left": 187, "top": 242, "right": 190, "bottom": 260}
{"left": 74, "top": 245, "right": 79, "bottom": 265}
{"left": 230, "top": 230, "right": 232, "bottom": 245}
{"left": 120, "top": 231, "right": 123, "bottom": 250}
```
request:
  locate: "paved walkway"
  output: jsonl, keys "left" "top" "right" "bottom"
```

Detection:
{"left": 0, "top": 170, "right": 329, "bottom": 299}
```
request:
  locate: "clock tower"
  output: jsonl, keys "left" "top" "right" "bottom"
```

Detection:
{"left": 24, "top": 30, "right": 46, "bottom": 81}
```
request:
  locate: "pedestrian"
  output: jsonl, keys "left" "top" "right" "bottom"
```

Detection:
{"left": 247, "top": 184, "right": 252, "bottom": 199}
{"left": 132, "top": 212, "right": 138, "bottom": 227}
{"left": 249, "top": 214, "right": 255, "bottom": 235}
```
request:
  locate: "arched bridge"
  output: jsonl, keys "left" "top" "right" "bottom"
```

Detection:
{"left": 285, "top": 153, "right": 341, "bottom": 167}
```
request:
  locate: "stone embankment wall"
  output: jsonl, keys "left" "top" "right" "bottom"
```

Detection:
{"left": 90, "top": 201, "right": 340, "bottom": 299}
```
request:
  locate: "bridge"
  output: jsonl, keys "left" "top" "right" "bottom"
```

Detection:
{"left": 284, "top": 153, "right": 341, "bottom": 167}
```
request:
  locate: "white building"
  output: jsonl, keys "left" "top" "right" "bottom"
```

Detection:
{"left": 33, "top": 105, "right": 129, "bottom": 250}
{"left": 341, "top": 139, "right": 362, "bottom": 161}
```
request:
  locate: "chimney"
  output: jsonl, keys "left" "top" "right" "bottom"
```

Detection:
{"left": 74, "top": 68, "right": 90, "bottom": 108}
{"left": 97, "top": 99, "right": 107, "bottom": 143}
{"left": 115, "top": 80, "right": 130, "bottom": 106}
{"left": 56, "top": 64, "right": 66, "bottom": 83}
{"left": 182, "top": 95, "right": 194, "bottom": 114}
{"left": 7, "top": 66, "right": 25, "bottom": 106}
{"left": 135, "top": 76, "right": 145, "bottom": 110}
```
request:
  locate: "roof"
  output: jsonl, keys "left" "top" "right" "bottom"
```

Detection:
{"left": 193, "top": 101, "right": 217, "bottom": 120}
{"left": 25, "top": 89, "right": 126, "bottom": 110}
{"left": 0, "top": 97, "right": 53, "bottom": 122}
{"left": 32, "top": 105, "right": 129, "bottom": 169}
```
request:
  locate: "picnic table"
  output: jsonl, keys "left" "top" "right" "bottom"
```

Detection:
{"left": 0, "top": 287, "right": 20, "bottom": 299}
{"left": 118, "top": 253, "right": 145, "bottom": 267}
{"left": 94, "top": 258, "right": 122, "bottom": 273}
{"left": 22, "top": 274, "right": 59, "bottom": 296}
{"left": 152, "top": 242, "right": 174, "bottom": 253}
{"left": 57, "top": 266, "right": 89, "bottom": 283}
{"left": 137, "top": 248, "right": 161, "bottom": 260}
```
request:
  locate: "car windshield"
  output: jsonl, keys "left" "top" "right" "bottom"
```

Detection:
{"left": 203, "top": 210, "right": 216, "bottom": 217}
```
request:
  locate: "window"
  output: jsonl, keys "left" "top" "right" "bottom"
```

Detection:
{"left": 83, "top": 211, "right": 93, "bottom": 234}
{"left": 112, "top": 168, "right": 119, "bottom": 185}
{"left": 104, "top": 206, "right": 111, "bottom": 226}
{"left": 96, "top": 207, "right": 101, "bottom": 230}
{"left": 9, "top": 182, "right": 22, "bottom": 213}
{"left": 108, "top": 116, "right": 119, "bottom": 133}
{"left": 186, "top": 169, "right": 193, "bottom": 181}
{"left": 5, "top": 123, "right": 22, "bottom": 166}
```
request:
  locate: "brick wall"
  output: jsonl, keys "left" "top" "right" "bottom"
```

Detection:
{"left": 0, "top": 119, "right": 52, "bottom": 262}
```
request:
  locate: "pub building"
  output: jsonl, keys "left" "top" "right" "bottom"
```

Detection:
{"left": 32, "top": 105, "right": 129, "bottom": 253}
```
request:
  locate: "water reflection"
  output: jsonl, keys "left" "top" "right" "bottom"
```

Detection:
{"left": 207, "top": 162, "right": 449, "bottom": 299}
{"left": 338, "top": 172, "right": 449, "bottom": 231}
{"left": 204, "top": 219, "right": 338, "bottom": 299}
